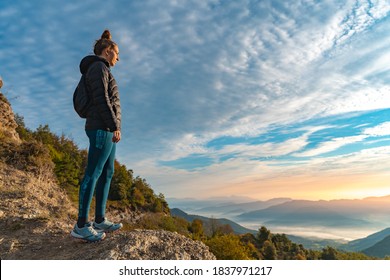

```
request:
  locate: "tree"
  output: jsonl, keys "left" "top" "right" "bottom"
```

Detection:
{"left": 262, "top": 240, "right": 277, "bottom": 260}
{"left": 14, "top": 114, "right": 33, "bottom": 141}
{"left": 240, "top": 233, "right": 264, "bottom": 259}
{"left": 206, "top": 234, "right": 254, "bottom": 260}
{"left": 257, "top": 226, "right": 272, "bottom": 247}
{"left": 110, "top": 162, "right": 133, "bottom": 201}
{"left": 127, "top": 176, "right": 169, "bottom": 213}
{"left": 189, "top": 219, "right": 204, "bottom": 240}
{"left": 321, "top": 246, "right": 339, "bottom": 260}
{"left": 217, "top": 224, "right": 234, "bottom": 235}
{"left": 209, "top": 217, "right": 220, "bottom": 237}
{"left": 33, "top": 124, "right": 57, "bottom": 145}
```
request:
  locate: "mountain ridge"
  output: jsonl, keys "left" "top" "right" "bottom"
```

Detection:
{"left": 236, "top": 196, "right": 390, "bottom": 228}
{"left": 363, "top": 235, "right": 390, "bottom": 258}
{"left": 171, "top": 208, "right": 257, "bottom": 235}
{"left": 341, "top": 227, "right": 390, "bottom": 252}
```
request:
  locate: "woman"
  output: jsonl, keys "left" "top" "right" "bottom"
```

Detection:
{"left": 71, "top": 30, "right": 122, "bottom": 242}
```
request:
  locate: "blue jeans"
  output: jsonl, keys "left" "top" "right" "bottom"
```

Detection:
{"left": 78, "top": 130, "right": 116, "bottom": 220}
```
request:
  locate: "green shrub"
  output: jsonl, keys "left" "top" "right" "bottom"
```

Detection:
{"left": 206, "top": 234, "right": 254, "bottom": 260}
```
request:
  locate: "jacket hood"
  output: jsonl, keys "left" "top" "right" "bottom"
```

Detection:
{"left": 79, "top": 55, "right": 110, "bottom": 74}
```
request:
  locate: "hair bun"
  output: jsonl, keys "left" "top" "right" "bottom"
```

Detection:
{"left": 101, "top": 30, "right": 112, "bottom": 40}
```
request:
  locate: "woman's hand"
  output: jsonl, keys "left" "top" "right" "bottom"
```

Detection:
{"left": 112, "top": 130, "right": 121, "bottom": 143}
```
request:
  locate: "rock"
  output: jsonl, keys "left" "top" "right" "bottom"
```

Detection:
{"left": 66, "top": 230, "right": 216, "bottom": 260}
{"left": 0, "top": 92, "right": 21, "bottom": 143}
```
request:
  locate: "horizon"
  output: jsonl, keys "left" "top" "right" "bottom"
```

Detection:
{"left": 1, "top": 0, "right": 390, "bottom": 201}
{"left": 167, "top": 193, "right": 390, "bottom": 203}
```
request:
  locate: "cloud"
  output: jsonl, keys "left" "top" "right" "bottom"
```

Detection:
{"left": 363, "top": 122, "right": 390, "bottom": 136}
{"left": 211, "top": 126, "right": 329, "bottom": 159}
{"left": 293, "top": 135, "right": 367, "bottom": 157}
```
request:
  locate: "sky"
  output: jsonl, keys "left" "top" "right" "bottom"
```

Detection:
{"left": 1, "top": 0, "right": 390, "bottom": 202}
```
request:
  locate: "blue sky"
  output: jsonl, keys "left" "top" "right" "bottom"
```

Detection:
{"left": 1, "top": 0, "right": 390, "bottom": 201}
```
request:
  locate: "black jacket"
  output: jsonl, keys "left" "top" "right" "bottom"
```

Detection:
{"left": 80, "top": 55, "right": 121, "bottom": 132}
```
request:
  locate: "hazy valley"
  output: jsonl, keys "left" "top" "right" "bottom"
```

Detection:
{"left": 168, "top": 195, "right": 390, "bottom": 253}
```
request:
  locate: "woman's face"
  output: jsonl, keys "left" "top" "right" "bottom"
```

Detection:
{"left": 105, "top": 45, "right": 119, "bottom": 67}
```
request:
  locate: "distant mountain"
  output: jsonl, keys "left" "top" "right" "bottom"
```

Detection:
{"left": 195, "top": 198, "right": 292, "bottom": 217}
{"left": 171, "top": 208, "right": 257, "bottom": 235}
{"left": 167, "top": 197, "right": 291, "bottom": 217}
{"left": 237, "top": 198, "right": 390, "bottom": 228}
{"left": 340, "top": 228, "right": 390, "bottom": 252}
{"left": 168, "top": 196, "right": 255, "bottom": 208}
{"left": 363, "top": 235, "right": 390, "bottom": 258}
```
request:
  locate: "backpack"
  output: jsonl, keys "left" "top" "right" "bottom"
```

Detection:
{"left": 73, "top": 75, "right": 91, "bottom": 118}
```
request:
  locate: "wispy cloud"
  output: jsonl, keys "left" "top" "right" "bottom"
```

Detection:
{"left": 293, "top": 135, "right": 366, "bottom": 157}
{"left": 363, "top": 122, "right": 390, "bottom": 136}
